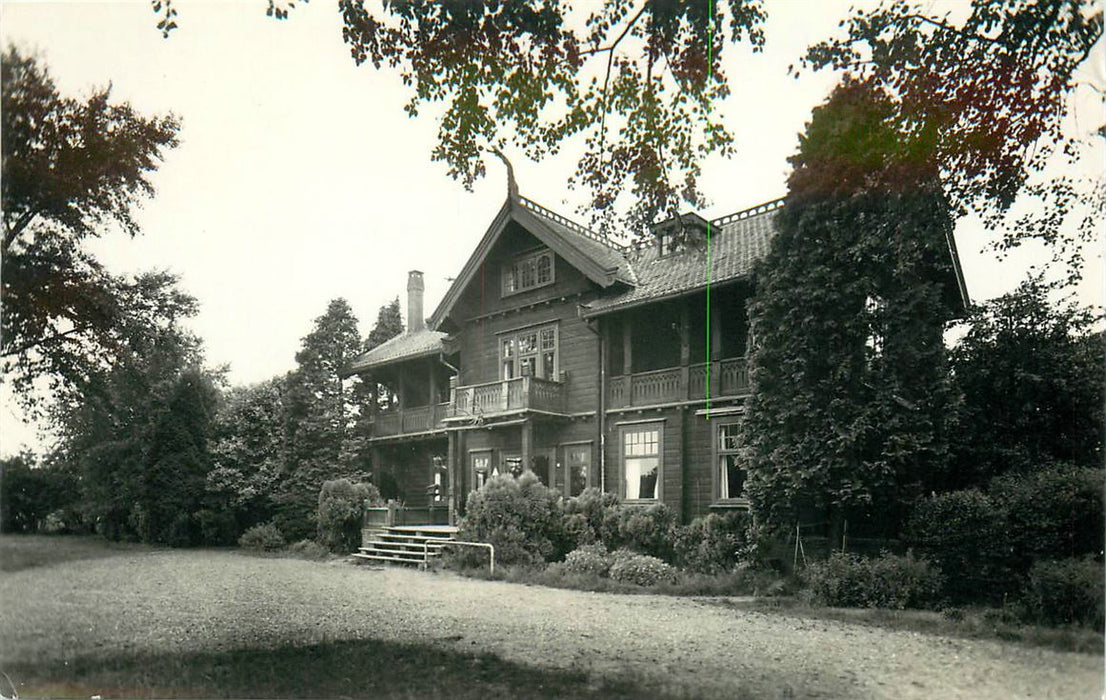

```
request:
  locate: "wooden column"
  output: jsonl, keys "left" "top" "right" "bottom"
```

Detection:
{"left": 709, "top": 301, "right": 723, "bottom": 400}
{"left": 622, "top": 314, "right": 633, "bottom": 403}
{"left": 447, "top": 431, "right": 457, "bottom": 525}
{"left": 428, "top": 358, "right": 438, "bottom": 407}
{"left": 521, "top": 418, "right": 533, "bottom": 473}
{"left": 679, "top": 303, "right": 690, "bottom": 399}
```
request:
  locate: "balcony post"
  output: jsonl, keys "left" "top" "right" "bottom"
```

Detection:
{"left": 709, "top": 301, "right": 722, "bottom": 400}
{"left": 428, "top": 357, "right": 438, "bottom": 407}
{"left": 679, "top": 304, "right": 690, "bottom": 399}
{"left": 449, "top": 375, "right": 457, "bottom": 412}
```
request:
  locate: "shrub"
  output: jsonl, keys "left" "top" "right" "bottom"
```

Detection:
{"left": 288, "top": 539, "right": 330, "bottom": 560}
{"left": 562, "top": 487, "right": 622, "bottom": 549}
{"left": 608, "top": 550, "right": 679, "bottom": 586}
{"left": 456, "top": 472, "right": 565, "bottom": 566}
{"left": 317, "top": 479, "right": 383, "bottom": 553}
{"left": 989, "top": 463, "right": 1104, "bottom": 567}
{"left": 617, "top": 504, "right": 678, "bottom": 561}
{"left": 904, "top": 489, "right": 1009, "bottom": 603}
{"left": 674, "top": 511, "right": 750, "bottom": 574}
{"left": 805, "top": 551, "right": 943, "bottom": 610}
{"left": 238, "top": 522, "right": 286, "bottom": 551}
{"left": 196, "top": 508, "right": 239, "bottom": 546}
{"left": 1023, "top": 558, "right": 1105, "bottom": 629}
{"left": 562, "top": 544, "right": 615, "bottom": 577}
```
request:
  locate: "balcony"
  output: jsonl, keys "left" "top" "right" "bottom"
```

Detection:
{"left": 448, "top": 376, "right": 566, "bottom": 419}
{"left": 607, "top": 357, "right": 749, "bottom": 409}
{"left": 372, "top": 403, "right": 449, "bottom": 438}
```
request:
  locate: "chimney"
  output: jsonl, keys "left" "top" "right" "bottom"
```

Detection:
{"left": 407, "top": 270, "right": 425, "bottom": 333}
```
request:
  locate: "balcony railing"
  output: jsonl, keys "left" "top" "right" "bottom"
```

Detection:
{"left": 607, "top": 357, "right": 749, "bottom": 409}
{"left": 372, "top": 402, "right": 449, "bottom": 438}
{"left": 449, "top": 376, "right": 566, "bottom": 418}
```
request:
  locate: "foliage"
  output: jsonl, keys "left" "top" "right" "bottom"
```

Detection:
{"left": 365, "top": 297, "right": 404, "bottom": 351}
{"left": 673, "top": 511, "right": 750, "bottom": 574}
{"left": 0, "top": 453, "right": 78, "bottom": 534}
{"left": 1023, "top": 558, "right": 1105, "bottom": 629}
{"left": 287, "top": 538, "right": 330, "bottom": 560}
{"left": 948, "top": 280, "right": 1103, "bottom": 486}
{"left": 607, "top": 549, "right": 678, "bottom": 587}
{"left": 805, "top": 0, "right": 1103, "bottom": 285}
{"left": 276, "top": 298, "right": 370, "bottom": 540}
{"left": 457, "top": 472, "right": 566, "bottom": 566}
{"left": 560, "top": 543, "right": 615, "bottom": 578}
{"left": 238, "top": 522, "right": 286, "bottom": 551}
{"left": 316, "top": 478, "right": 382, "bottom": 553}
{"left": 804, "top": 551, "right": 943, "bottom": 610}
{"left": 743, "top": 81, "right": 958, "bottom": 538}
{"left": 1, "top": 46, "right": 187, "bottom": 409}
{"left": 904, "top": 489, "right": 1010, "bottom": 603}
{"left": 561, "top": 486, "right": 622, "bottom": 549}
{"left": 989, "top": 463, "right": 1104, "bottom": 565}
{"left": 616, "top": 503, "right": 677, "bottom": 562}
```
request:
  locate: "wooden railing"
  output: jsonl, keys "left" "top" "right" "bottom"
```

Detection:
{"left": 608, "top": 357, "right": 749, "bottom": 408}
{"left": 449, "top": 376, "right": 566, "bottom": 417}
{"left": 371, "top": 402, "right": 449, "bottom": 438}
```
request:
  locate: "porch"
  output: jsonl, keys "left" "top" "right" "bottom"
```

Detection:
{"left": 607, "top": 357, "right": 750, "bottom": 409}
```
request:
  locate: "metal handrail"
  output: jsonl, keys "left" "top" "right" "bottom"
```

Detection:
{"left": 423, "top": 540, "right": 495, "bottom": 575}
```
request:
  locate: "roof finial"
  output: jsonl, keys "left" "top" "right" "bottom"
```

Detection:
{"left": 489, "top": 147, "right": 518, "bottom": 202}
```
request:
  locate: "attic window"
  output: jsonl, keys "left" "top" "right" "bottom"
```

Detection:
{"left": 502, "top": 250, "right": 554, "bottom": 296}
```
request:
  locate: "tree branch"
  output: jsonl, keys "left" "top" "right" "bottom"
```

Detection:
{"left": 2, "top": 324, "right": 94, "bottom": 358}
{"left": 903, "top": 13, "right": 1009, "bottom": 47}
{"left": 2, "top": 211, "right": 38, "bottom": 253}
{"left": 579, "top": 4, "right": 650, "bottom": 57}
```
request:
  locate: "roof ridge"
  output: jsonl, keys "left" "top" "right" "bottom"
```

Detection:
{"left": 517, "top": 196, "right": 625, "bottom": 252}
{"left": 710, "top": 197, "right": 785, "bottom": 227}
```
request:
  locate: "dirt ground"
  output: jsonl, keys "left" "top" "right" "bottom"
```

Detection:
{"left": 2, "top": 547, "right": 1102, "bottom": 699}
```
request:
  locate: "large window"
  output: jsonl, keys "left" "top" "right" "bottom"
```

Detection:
{"left": 622, "top": 424, "right": 662, "bottom": 500}
{"left": 502, "top": 250, "right": 554, "bottom": 296}
{"left": 717, "top": 423, "right": 746, "bottom": 501}
{"left": 500, "top": 324, "right": 558, "bottom": 380}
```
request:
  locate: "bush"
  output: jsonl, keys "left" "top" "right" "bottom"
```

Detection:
{"left": 317, "top": 479, "right": 383, "bottom": 553}
{"left": 288, "top": 539, "right": 330, "bottom": 560}
{"left": 1023, "top": 558, "right": 1105, "bottom": 629}
{"left": 196, "top": 508, "right": 239, "bottom": 546}
{"left": 562, "top": 487, "right": 622, "bottom": 549}
{"left": 674, "top": 511, "right": 750, "bottom": 574}
{"left": 456, "top": 472, "right": 566, "bottom": 566}
{"left": 617, "top": 504, "right": 678, "bottom": 562}
{"left": 805, "top": 551, "right": 943, "bottom": 610}
{"left": 608, "top": 550, "right": 679, "bottom": 586}
{"left": 238, "top": 522, "right": 286, "bottom": 551}
{"left": 561, "top": 544, "right": 615, "bottom": 577}
{"left": 904, "top": 489, "right": 1009, "bottom": 603}
{"left": 989, "top": 463, "right": 1104, "bottom": 566}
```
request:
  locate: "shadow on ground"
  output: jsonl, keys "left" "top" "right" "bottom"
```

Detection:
{"left": 3, "top": 636, "right": 678, "bottom": 699}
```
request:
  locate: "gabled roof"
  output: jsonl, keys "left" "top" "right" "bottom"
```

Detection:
{"left": 345, "top": 328, "right": 447, "bottom": 375}
{"left": 428, "top": 195, "right": 632, "bottom": 329}
{"left": 583, "top": 199, "right": 783, "bottom": 316}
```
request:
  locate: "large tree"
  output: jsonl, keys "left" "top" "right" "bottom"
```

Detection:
{"left": 1, "top": 46, "right": 184, "bottom": 408}
{"left": 742, "top": 81, "right": 959, "bottom": 539}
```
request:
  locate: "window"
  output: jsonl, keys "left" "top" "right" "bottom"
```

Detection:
{"left": 503, "top": 455, "right": 523, "bottom": 478}
{"left": 564, "top": 443, "right": 591, "bottom": 497}
{"left": 622, "top": 424, "right": 662, "bottom": 500}
{"left": 502, "top": 250, "right": 554, "bottom": 296}
{"left": 717, "top": 423, "right": 746, "bottom": 501}
{"left": 471, "top": 451, "right": 492, "bottom": 491}
{"left": 431, "top": 454, "right": 446, "bottom": 502}
{"left": 500, "top": 323, "right": 558, "bottom": 380}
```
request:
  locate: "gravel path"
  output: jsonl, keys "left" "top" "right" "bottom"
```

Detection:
{"left": 2, "top": 549, "right": 1101, "bottom": 699}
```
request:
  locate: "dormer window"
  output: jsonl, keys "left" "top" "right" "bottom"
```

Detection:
{"left": 502, "top": 249, "right": 554, "bottom": 296}
{"left": 653, "top": 212, "right": 710, "bottom": 257}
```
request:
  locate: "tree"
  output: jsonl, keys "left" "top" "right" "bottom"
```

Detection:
{"left": 947, "top": 279, "right": 1102, "bottom": 487}
{"left": 366, "top": 296, "right": 403, "bottom": 351}
{"left": 1, "top": 46, "right": 184, "bottom": 408}
{"left": 275, "top": 298, "right": 368, "bottom": 538}
{"left": 0, "top": 452, "right": 77, "bottom": 533}
{"left": 742, "top": 81, "right": 958, "bottom": 538}
{"left": 804, "top": 0, "right": 1103, "bottom": 285}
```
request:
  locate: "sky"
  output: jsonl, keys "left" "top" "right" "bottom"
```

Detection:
{"left": 2, "top": 1, "right": 1103, "bottom": 456}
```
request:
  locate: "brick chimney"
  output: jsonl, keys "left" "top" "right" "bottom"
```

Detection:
{"left": 407, "top": 270, "right": 425, "bottom": 333}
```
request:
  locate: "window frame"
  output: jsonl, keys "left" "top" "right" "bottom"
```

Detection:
{"left": 499, "top": 322, "right": 559, "bottom": 381}
{"left": 713, "top": 421, "right": 749, "bottom": 506}
{"left": 502, "top": 249, "right": 555, "bottom": 297}
{"left": 618, "top": 421, "right": 664, "bottom": 503}
{"left": 560, "top": 440, "right": 593, "bottom": 497}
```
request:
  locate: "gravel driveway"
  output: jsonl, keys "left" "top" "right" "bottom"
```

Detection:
{"left": 2, "top": 549, "right": 1101, "bottom": 699}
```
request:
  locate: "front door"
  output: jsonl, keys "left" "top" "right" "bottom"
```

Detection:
{"left": 531, "top": 449, "right": 555, "bottom": 488}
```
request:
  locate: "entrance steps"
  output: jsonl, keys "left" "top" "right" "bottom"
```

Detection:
{"left": 352, "top": 525, "right": 458, "bottom": 567}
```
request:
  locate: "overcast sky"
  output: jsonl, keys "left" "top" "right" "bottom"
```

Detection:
{"left": 2, "top": 1, "right": 1102, "bottom": 456}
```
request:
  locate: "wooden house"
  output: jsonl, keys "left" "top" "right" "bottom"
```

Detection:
{"left": 346, "top": 189, "right": 968, "bottom": 526}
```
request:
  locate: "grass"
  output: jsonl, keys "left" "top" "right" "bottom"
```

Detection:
{"left": 0, "top": 533, "right": 156, "bottom": 573}
{"left": 708, "top": 597, "right": 1105, "bottom": 656}
{"left": 4, "top": 637, "right": 663, "bottom": 699}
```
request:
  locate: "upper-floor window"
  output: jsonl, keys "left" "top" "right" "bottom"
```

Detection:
{"left": 502, "top": 250, "right": 554, "bottom": 296}
{"left": 500, "top": 323, "right": 558, "bottom": 380}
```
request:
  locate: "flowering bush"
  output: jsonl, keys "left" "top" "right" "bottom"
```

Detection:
{"left": 457, "top": 472, "right": 566, "bottom": 566}
{"left": 608, "top": 550, "right": 679, "bottom": 586}
{"left": 673, "top": 511, "right": 750, "bottom": 574}
{"left": 561, "top": 544, "right": 614, "bottom": 577}
{"left": 238, "top": 522, "right": 286, "bottom": 551}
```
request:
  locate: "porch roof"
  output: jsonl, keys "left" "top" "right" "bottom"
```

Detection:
{"left": 345, "top": 328, "right": 447, "bottom": 375}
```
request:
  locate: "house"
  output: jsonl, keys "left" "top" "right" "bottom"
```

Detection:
{"left": 346, "top": 188, "right": 967, "bottom": 527}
